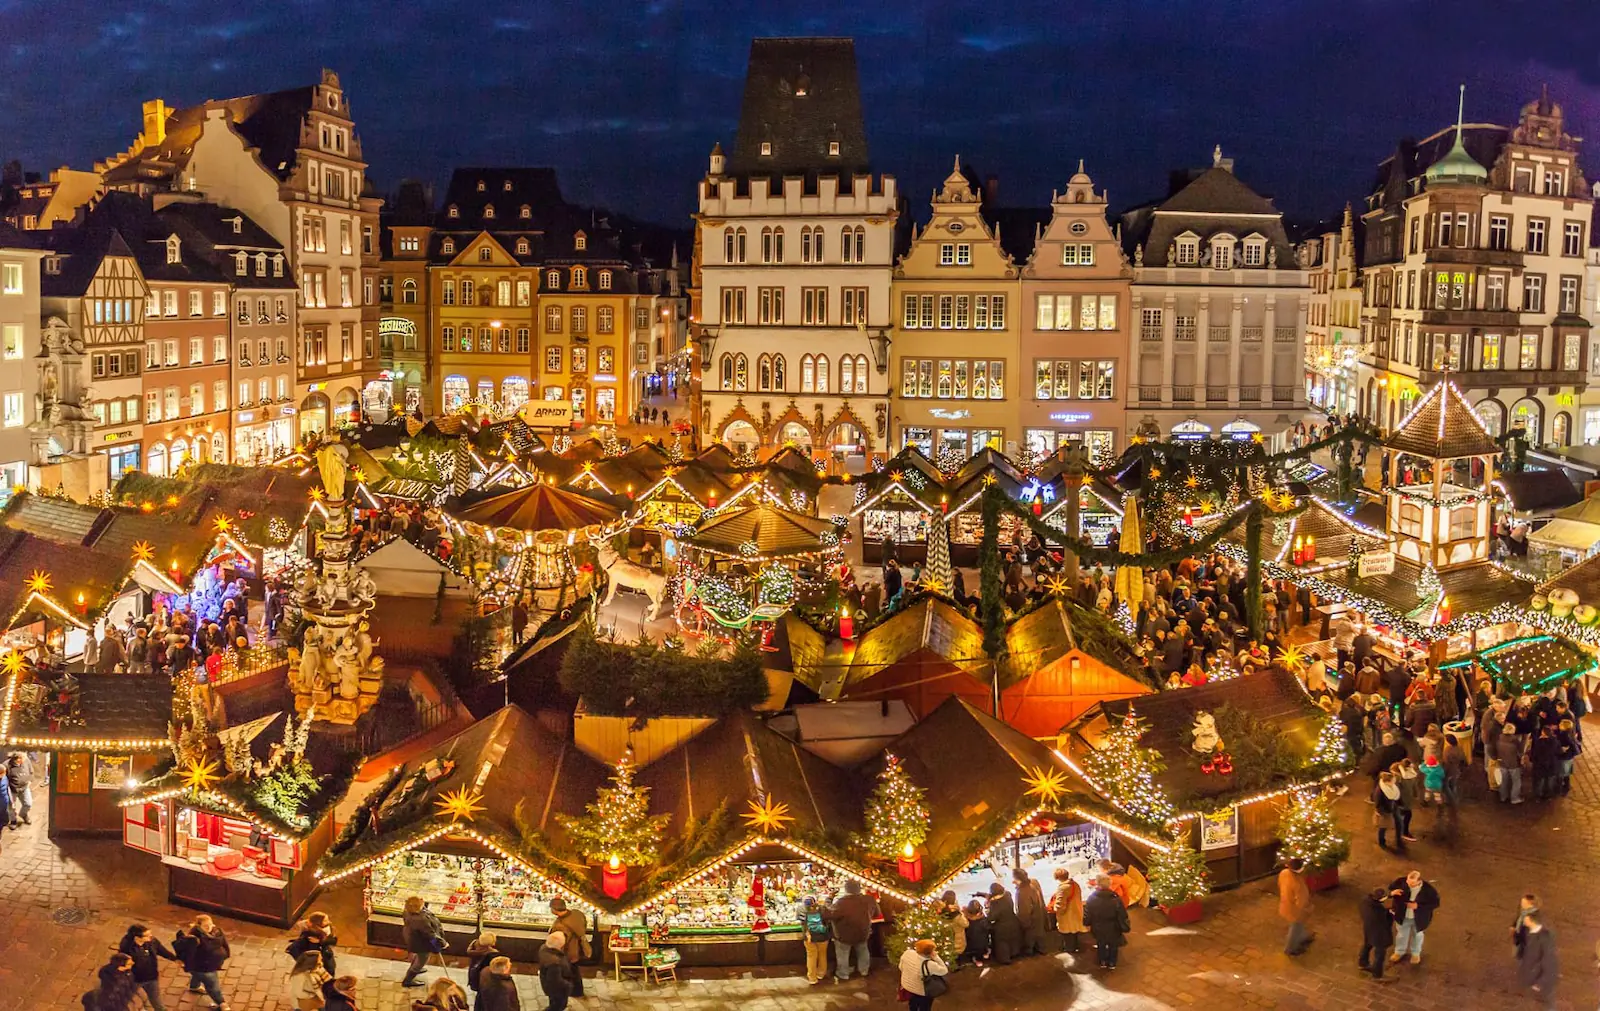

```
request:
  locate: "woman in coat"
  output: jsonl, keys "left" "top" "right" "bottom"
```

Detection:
{"left": 959, "top": 901, "right": 991, "bottom": 968}
{"left": 985, "top": 883, "right": 1022, "bottom": 965}
{"left": 286, "top": 951, "right": 331, "bottom": 1011}
{"left": 1373, "top": 770, "right": 1405, "bottom": 850}
{"left": 1047, "top": 868, "right": 1085, "bottom": 953}
{"left": 464, "top": 932, "right": 500, "bottom": 1008}
{"left": 1082, "top": 877, "right": 1131, "bottom": 969}
{"left": 538, "top": 930, "right": 575, "bottom": 1011}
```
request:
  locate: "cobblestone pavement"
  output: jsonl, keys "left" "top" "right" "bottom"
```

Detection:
{"left": 9, "top": 735, "right": 1600, "bottom": 1009}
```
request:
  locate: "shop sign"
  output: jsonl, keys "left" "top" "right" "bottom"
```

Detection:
{"left": 517, "top": 400, "right": 575, "bottom": 428}
{"left": 237, "top": 412, "right": 255, "bottom": 423}
{"left": 1048, "top": 411, "right": 1092, "bottom": 424}
{"left": 1358, "top": 550, "right": 1395, "bottom": 578}
{"left": 102, "top": 430, "right": 134, "bottom": 443}
{"left": 928, "top": 408, "right": 971, "bottom": 420}
{"left": 1199, "top": 806, "right": 1238, "bottom": 850}
{"left": 306, "top": 382, "right": 325, "bottom": 393}
{"left": 92, "top": 754, "right": 132, "bottom": 790}
{"left": 281, "top": 407, "right": 297, "bottom": 416}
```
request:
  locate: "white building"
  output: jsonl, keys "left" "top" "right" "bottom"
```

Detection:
{"left": 693, "top": 38, "right": 899, "bottom": 469}
{"left": 1121, "top": 147, "right": 1309, "bottom": 445}
{"left": 0, "top": 226, "right": 47, "bottom": 496}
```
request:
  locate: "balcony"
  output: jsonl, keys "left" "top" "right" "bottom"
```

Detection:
{"left": 1423, "top": 246, "right": 1522, "bottom": 268}
{"left": 1140, "top": 326, "right": 1163, "bottom": 342}
{"left": 1420, "top": 307, "right": 1519, "bottom": 327}
{"left": 1239, "top": 386, "right": 1261, "bottom": 402}
{"left": 1272, "top": 386, "right": 1297, "bottom": 403}
{"left": 1420, "top": 367, "right": 1586, "bottom": 390}
{"left": 1208, "top": 326, "right": 1231, "bottom": 343}
{"left": 1173, "top": 385, "right": 1195, "bottom": 402}
{"left": 1274, "top": 327, "right": 1296, "bottom": 344}
{"left": 1206, "top": 386, "right": 1228, "bottom": 402}
{"left": 1241, "top": 326, "right": 1263, "bottom": 343}
{"left": 1138, "top": 385, "right": 1161, "bottom": 402}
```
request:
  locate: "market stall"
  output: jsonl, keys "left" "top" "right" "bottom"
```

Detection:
{"left": 850, "top": 448, "right": 947, "bottom": 565}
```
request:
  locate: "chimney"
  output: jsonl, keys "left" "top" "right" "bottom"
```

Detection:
{"left": 141, "top": 99, "right": 171, "bottom": 148}
{"left": 983, "top": 174, "right": 999, "bottom": 208}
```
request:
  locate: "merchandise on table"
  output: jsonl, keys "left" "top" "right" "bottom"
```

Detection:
{"left": 942, "top": 822, "right": 1111, "bottom": 903}
{"left": 366, "top": 851, "right": 563, "bottom": 928}
{"left": 172, "top": 807, "right": 301, "bottom": 879}
{"left": 645, "top": 861, "right": 856, "bottom": 939}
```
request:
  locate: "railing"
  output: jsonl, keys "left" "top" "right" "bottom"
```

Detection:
{"left": 1140, "top": 326, "right": 1163, "bottom": 342}
{"left": 1272, "top": 386, "right": 1296, "bottom": 403}
{"left": 1206, "top": 386, "right": 1228, "bottom": 402}
{"left": 1241, "top": 326, "right": 1263, "bottom": 342}
{"left": 1208, "top": 326, "right": 1231, "bottom": 343}
{"left": 1172, "top": 385, "right": 1194, "bottom": 402}
{"left": 1175, "top": 324, "right": 1196, "bottom": 342}
{"left": 352, "top": 691, "right": 457, "bottom": 756}
{"left": 1239, "top": 386, "right": 1261, "bottom": 402}
{"left": 1138, "top": 385, "right": 1161, "bottom": 402}
{"left": 211, "top": 644, "right": 291, "bottom": 685}
{"left": 1274, "top": 327, "right": 1297, "bottom": 344}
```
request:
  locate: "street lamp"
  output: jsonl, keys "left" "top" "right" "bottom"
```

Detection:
{"left": 695, "top": 326, "right": 719, "bottom": 370}
{"left": 867, "top": 327, "right": 891, "bottom": 374}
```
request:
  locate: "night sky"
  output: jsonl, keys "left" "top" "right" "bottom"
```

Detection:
{"left": 3, "top": 1, "right": 1595, "bottom": 228}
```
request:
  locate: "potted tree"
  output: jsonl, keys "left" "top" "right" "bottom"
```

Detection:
{"left": 1276, "top": 789, "right": 1349, "bottom": 891}
{"left": 1147, "top": 832, "right": 1210, "bottom": 924}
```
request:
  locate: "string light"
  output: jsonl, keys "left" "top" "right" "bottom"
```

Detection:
{"left": 860, "top": 753, "right": 929, "bottom": 857}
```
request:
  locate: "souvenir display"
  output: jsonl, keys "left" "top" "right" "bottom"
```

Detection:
{"left": 366, "top": 852, "right": 562, "bottom": 928}
{"left": 645, "top": 861, "right": 855, "bottom": 939}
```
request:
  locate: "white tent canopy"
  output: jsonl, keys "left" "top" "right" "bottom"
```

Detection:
{"left": 1529, "top": 518, "right": 1600, "bottom": 553}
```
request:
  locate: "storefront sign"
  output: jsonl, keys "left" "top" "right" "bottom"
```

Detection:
{"left": 1358, "top": 550, "right": 1395, "bottom": 578}
{"left": 102, "top": 430, "right": 134, "bottom": 443}
{"left": 281, "top": 407, "right": 297, "bottom": 416}
{"left": 928, "top": 408, "right": 971, "bottom": 420}
{"left": 1048, "top": 412, "right": 1093, "bottom": 424}
{"left": 517, "top": 401, "right": 575, "bottom": 428}
{"left": 1199, "top": 806, "right": 1238, "bottom": 850}
{"left": 92, "top": 754, "right": 132, "bottom": 790}
{"left": 237, "top": 412, "right": 255, "bottom": 423}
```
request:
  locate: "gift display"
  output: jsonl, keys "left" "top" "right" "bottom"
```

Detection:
{"left": 366, "top": 851, "right": 563, "bottom": 929}
{"left": 173, "top": 808, "right": 295, "bottom": 880}
{"left": 645, "top": 861, "right": 854, "bottom": 939}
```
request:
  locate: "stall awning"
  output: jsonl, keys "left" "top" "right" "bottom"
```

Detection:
{"left": 1529, "top": 518, "right": 1600, "bottom": 552}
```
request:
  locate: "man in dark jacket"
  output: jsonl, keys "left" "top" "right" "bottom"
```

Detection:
{"left": 1517, "top": 911, "right": 1559, "bottom": 1007}
{"left": 1387, "top": 871, "right": 1440, "bottom": 965}
{"left": 401, "top": 897, "right": 444, "bottom": 987}
{"left": 6, "top": 752, "right": 33, "bottom": 826}
{"left": 479, "top": 956, "right": 521, "bottom": 1011}
{"left": 1012, "top": 868, "right": 1047, "bottom": 956}
{"left": 1082, "top": 876, "right": 1131, "bottom": 969}
{"left": 186, "top": 915, "right": 231, "bottom": 1009}
{"left": 1384, "top": 664, "right": 1412, "bottom": 725}
{"left": 118, "top": 924, "right": 179, "bottom": 1010}
{"left": 985, "top": 882, "right": 1023, "bottom": 965}
{"left": 1356, "top": 886, "right": 1395, "bottom": 981}
{"left": 1351, "top": 626, "right": 1374, "bottom": 672}
{"left": 826, "top": 879, "right": 879, "bottom": 980}
{"left": 538, "top": 935, "right": 574, "bottom": 1011}
{"left": 548, "top": 898, "right": 589, "bottom": 997}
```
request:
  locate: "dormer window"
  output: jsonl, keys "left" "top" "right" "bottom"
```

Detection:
{"left": 477, "top": 180, "right": 486, "bottom": 192}
{"left": 478, "top": 247, "right": 492, "bottom": 262}
{"left": 255, "top": 252, "right": 267, "bottom": 276}
{"left": 230, "top": 217, "right": 242, "bottom": 234}
{"left": 44, "top": 256, "right": 60, "bottom": 275}
{"left": 272, "top": 254, "right": 283, "bottom": 277}
{"left": 1211, "top": 235, "right": 1235, "bottom": 270}
{"left": 1175, "top": 236, "right": 1199, "bottom": 265}
{"left": 1242, "top": 238, "right": 1266, "bottom": 267}
{"left": 483, "top": 205, "right": 495, "bottom": 219}
{"left": 516, "top": 238, "right": 530, "bottom": 255}
{"left": 760, "top": 142, "right": 773, "bottom": 157}
{"left": 520, "top": 205, "right": 531, "bottom": 219}
{"left": 574, "top": 232, "right": 587, "bottom": 251}
{"left": 233, "top": 251, "right": 247, "bottom": 275}
{"left": 828, "top": 141, "right": 840, "bottom": 156}
{"left": 598, "top": 270, "right": 612, "bottom": 290}
{"left": 447, "top": 205, "right": 459, "bottom": 219}
{"left": 502, "top": 180, "right": 512, "bottom": 192}
{"left": 572, "top": 266, "right": 587, "bottom": 287}
{"left": 166, "top": 235, "right": 181, "bottom": 264}
{"left": 441, "top": 239, "right": 455, "bottom": 254}
{"left": 547, "top": 269, "right": 560, "bottom": 288}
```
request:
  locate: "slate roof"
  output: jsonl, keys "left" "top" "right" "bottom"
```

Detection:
{"left": 38, "top": 227, "right": 135, "bottom": 298}
{"left": 1315, "top": 553, "right": 1531, "bottom": 617}
{"left": 1496, "top": 469, "right": 1581, "bottom": 514}
{"left": 1384, "top": 382, "right": 1500, "bottom": 459}
{"left": 1121, "top": 164, "right": 1295, "bottom": 268}
{"left": 438, "top": 168, "right": 564, "bottom": 225}
{"left": 982, "top": 205, "right": 1050, "bottom": 264}
{"left": 73, "top": 192, "right": 230, "bottom": 285}
{"left": 1225, "top": 497, "right": 1384, "bottom": 562}
{"left": 103, "top": 86, "right": 325, "bottom": 186}
{"left": 1368, "top": 124, "right": 1511, "bottom": 199}
{"left": 729, "top": 38, "right": 870, "bottom": 179}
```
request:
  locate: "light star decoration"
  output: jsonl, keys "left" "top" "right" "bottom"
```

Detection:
{"left": 435, "top": 786, "right": 487, "bottom": 823}
{"left": 131, "top": 540, "right": 155, "bottom": 563}
{"left": 24, "top": 570, "right": 51, "bottom": 595}
{"left": 742, "top": 795, "right": 795, "bottom": 834}
{"left": 1022, "top": 765, "right": 1071, "bottom": 807}
{"left": 1, "top": 651, "right": 25, "bottom": 676}
{"left": 1278, "top": 644, "right": 1307, "bottom": 673}
{"left": 1042, "top": 573, "right": 1072, "bottom": 596}
{"left": 213, "top": 516, "right": 232, "bottom": 534}
{"left": 181, "top": 757, "right": 222, "bottom": 793}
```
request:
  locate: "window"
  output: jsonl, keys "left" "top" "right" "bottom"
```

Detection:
{"left": 990, "top": 295, "right": 1005, "bottom": 329}
{"left": 1211, "top": 238, "right": 1232, "bottom": 270}
{"left": 570, "top": 307, "right": 587, "bottom": 333}
{"left": 918, "top": 294, "right": 934, "bottom": 329}
{"left": 1435, "top": 212, "right": 1453, "bottom": 248}
{"left": 938, "top": 295, "right": 953, "bottom": 330}
{"left": 402, "top": 278, "right": 418, "bottom": 304}
{"left": 1398, "top": 502, "right": 1424, "bottom": 538}
{"left": 545, "top": 306, "right": 563, "bottom": 333}
{"left": 840, "top": 356, "right": 856, "bottom": 393}
{"left": 842, "top": 226, "right": 864, "bottom": 264}
{"left": 213, "top": 380, "right": 227, "bottom": 412}
{"left": 1140, "top": 308, "right": 1163, "bottom": 342}
{"left": 516, "top": 328, "right": 530, "bottom": 354}
{"left": 802, "top": 287, "right": 827, "bottom": 325}
{"left": 1037, "top": 294, "right": 1070, "bottom": 331}
{"left": 720, "top": 287, "right": 746, "bottom": 324}
{"left": 545, "top": 346, "right": 563, "bottom": 373}
{"left": 598, "top": 270, "right": 612, "bottom": 291}
{"left": 572, "top": 267, "right": 587, "bottom": 288}
{"left": 899, "top": 358, "right": 1006, "bottom": 400}
{"left": 493, "top": 280, "right": 510, "bottom": 307}
{"left": 161, "top": 290, "right": 177, "bottom": 316}
{"left": 1565, "top": 333, "right": 1582, "bottom": 371}
{"left": 461, "top": 279, "right": 475, "bottom": 304}
{"left": 497, "top": 328, "right": 511, "bottom": 353}
{"left": 1520, "top": 334, "right": 1540, "bottom": 369}
{"left": 459, "top": 326, "right": 474, "bottom": 352}
{"left": 441, "top": 280, "right": 455, "bottom": 305}
{"left": 758, "top": 287, "right": 783, "bottom": 325}
{"left": 1545, "top": 170, "right": 1565, "bottom": 197}
{"left": 477, "top": 247, "right": 492, "bottom": 263}
{"left": 212, "top": 336, "right": 226, "bottom": 362}
{"left": 441, "top": 239, "right": 455, "bottom": 254}
{"left": 1242, "top": 240, "right": 1265, "bottom": 267}
{"left": 1175, "top": 238, "right": 1198, "bottom": 265}
{"left": 598, "top": 307, "right": 614, "bottom": 333}
{"left": 1410, "top": 217, "right": 1421, "bottom": 254}
{"left": 734, "top": 353, "right": 747, "bottom": 389}
{"left": 515, "top": 280, "right": 530, "bottom": 306}
{"left": 1527, "top": 219, "right": 1547, "bottom": 255}
{"left": 1485, "top": 274, "right": 1507, "bottom": 311}
{"left": 1564, "top": 221, "right": 1584, "bottom": 257}
{"left": 1061, "top": 243, "right": 1094, "bottom": 266}
{"left": 719, "top": 353, "right": 734, "bottom": 390}
{"left": 1, "top": 324, "right": 19, "bottom": 360}
{"left": 546, "top": 269, "right": 560, "bottom": 289}
{"left": 2, "top": 391, "right": 22, "bottom": 428}
{"left": 238, "top": 380, "right": 250, "bottom": 406}
{"left": 597, "top": 346, "right": 613, "bottom": 374}
{"left": 1448, "top": 506, "right": 1476, "bottom": 542}
{"left": 842, "top": 287, "right": 866, "bottom": 326}
{"left": 903, "top": 294, "right": 920, "bottom": 329}
{"left": 0, "top": 263, "right": 21, "bottom": 294}
{"left": 939, "top": 243, "right": 954, "bottom": 266}
{"left": 1482, "top": 334, "right": 1501, "bottom": 369}
{"left": 187, "top": 338, "right": 201, "bottom": 365}
{"left": 1561, "top": 276, "right": 1581, "bottom": 315}
{"left": 340, "top": 220, "right": 352, "bottom": 255}
{"left": 1525, "top": 275, "right": 1545, "bottom": 314}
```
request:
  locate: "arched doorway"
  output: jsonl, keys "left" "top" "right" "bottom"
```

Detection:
{"left": 723, "top": 419, "right": 760, "bottom": 449}
{"left": 1511, "top": 397, "right": 1543, "bottom": 445}
{"left": 442, "top": 375, "right": 469, "bottom": 413}
{"left": 778, "top": 421, "right": 813, "bottom": 450}
{"left": 333, "top": 387, "right": 358, "bottom": 426}
{"left": 298, "top": 391, "right": 331, "bottom": 438}
{"left": 1474, "top": 399, "right": 1505, "bottom": 438}
{"left": 1553, "top": 411, "right": 1571, "bottom": 447}
{"left": 1172, "top": 419, "right": 1211, "bottom": 441}
{"left": 147, "top": 443, "right": 168, "bottom": 478}
{"left": 501, "top": 376, "right": 530, "bottom": 413}
{"left": 169, "top": 439, "right": 190, "bottom": 475}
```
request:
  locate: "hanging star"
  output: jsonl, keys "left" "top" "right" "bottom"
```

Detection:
{"left": 435, "top": 786, "right": 486, "bottom": 823}
{"left": 1, "top": 650, "right": 25, "bottom": 676}
{"left": 309, "top": 487, "right": 324, "bottom": 501}
{"left": 1278, "top": 644, "right": 1307, "bottom": 673}
{"left": 921, "top": 577, "right": 947, "bottom": 595}
{"left": 742, "top": 796, "right": 795, "bottom": 834}
{"left": 889, "top": 469, "right": 905, "bottom": 482}
{"left": 1022, "top": 765, "right": 1071, "bottom": 806}
{"left": 24, "top": 570, "right": 51, "bottom": 596}
{"left": 1185, "top": 474, "right": 1200, "bottom": 489}
{"left": 1251, "top": 432, "right": 1265, "bottom": 444}
{"left": 1043, "top": 573, "right": 1071, "bottom": 596}
{"left": 131, "top": 540, "right": 155, "bottom": 563}
{"left": 213, "top": 515, "right": 232, "bottom": 534}
{"left": 180, "top": 757, "right": 222, "bottom": 793}
{"left": 353, "top": 466, "right": 367, "bottom": 483}
{"left": 982, "top": 473, "right": 998, "bottom": 487}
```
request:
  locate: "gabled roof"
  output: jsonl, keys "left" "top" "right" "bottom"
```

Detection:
{"left": 1495, "top": 469, "right": 1581, "bottom": 514}
{"left": 688, "top": 501, "right": 834, "bottom": 558}
{"left": 3, "top": 670, "right": 173, "bottom": 750}
{"left": 1384, "top": 381, "right": 1499, "bottom": 459}
{"left": 1121, "top": 162, "right": 1294, "bottom": 267}
{"left": 729, "top": 37, "right": 870, "bottom": 179}
{"left": 1157, "top": 166, "right": 1278, "bottom": 215}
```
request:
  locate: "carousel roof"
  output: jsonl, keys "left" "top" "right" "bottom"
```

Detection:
{"left": 688, "top": 501, "right": 835, "bottom": 558}
{"left": 1473, "top": 634, "right": 1595, "bottom": 694}
{"left": 454, "top": 482, "right": 623, "bottom": 531}
{"left": 1384, "top": 382, "right": 1499, "bottom": 460}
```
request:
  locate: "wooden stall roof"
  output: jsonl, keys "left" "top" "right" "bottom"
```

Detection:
{"left": 1314, "top": 554, "right": 1531, "bottom": 617}
{"left": 1495, "top": 470, "right": 1581, "bottom": 515}
{"left": 998, "top": 602, "right": 1151, "bottom": 737}
{"left": 1224, "top": 496, "right": 1384, "bottom": 562}
{"left": 688, "top": 502, "right": 833, "bottom": 558}
{"left": 1067, "top": 668, "right": 1324, "bottom": 806}
{"left": 115, "top": 463, "right": 317, "bottom": 547}
{"left": 1383, "top": 381, "right": 1499, "bottom": 460}
{"left": 4, "top": 669, "right": 173, "bottom": 749}
{"left": 1538, "top": 550, "right": 1600, "bottom": 604}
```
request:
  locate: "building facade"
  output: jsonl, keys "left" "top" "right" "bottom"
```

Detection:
{"left": 694, "top": 38, "right": 899, "bottom": 464}
{"left": 0, "top": 226, "right": 46, "bottom": 496}
{"left": 1122, "top": 147, "right": 1309, "bottom": 445}
{"left": 376, "top": 180, "right": 433, "bottom": 416}
{"left": 1019, "top": 162, "right": 1132, "bottom": 461}
{"left": 1357, "top": 90, "right": 1593, "bottom": 444}
{"left": 1300, "top": 205, "right": 1363, "bottom": 416}
{"left": 889, "top": 159, "right": 1018, "bottom": 460}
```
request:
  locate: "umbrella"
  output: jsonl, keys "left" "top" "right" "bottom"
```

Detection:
{"left": 1113, "top": 495, "right": 1143, "bottom": 610}
{"left": 454, "top": 483, "right": 623, "bottom": 532}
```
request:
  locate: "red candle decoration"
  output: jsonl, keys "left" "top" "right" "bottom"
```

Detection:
{"left": 1437, "top": 595, "right": 1451, "bottom": 624}
{"left": 839, "top": 607, "right": 854, "bottom": 640}
{"left": 1305, "top": 535, "right": 1316, "bottom": 562}
{"left": 1292, "top": 535, "right": 1303, "bottom": 564}
{"left": 896, "top": 842, "right": 923, "bottom": 882}
{"left": 602, "top": 855, "right": 628, "bottom": 899}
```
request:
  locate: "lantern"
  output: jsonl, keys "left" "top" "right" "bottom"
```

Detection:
{"left": 602, "top": 855, "right": 628, "bottom": 899}
{"left": 896, "top": 841, "right": 923, "bottom": 882}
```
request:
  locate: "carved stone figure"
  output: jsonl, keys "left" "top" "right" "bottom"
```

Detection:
{"left": 351, "top": 567, "right": 377, "bottom": 603}
{"left": 1267, "top": 244, "right": 1278, "bottom": 268}
{"left": 1134, "top": 244, "right": 1144, "bottom": 266}
{"left": 298, "top": 634, "right": 324, "bottom": 693}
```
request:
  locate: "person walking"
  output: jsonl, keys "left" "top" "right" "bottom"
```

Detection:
{"left": 1048, "top": 868, "right": 1084, "bottom": 953}
{"left": 1496, "top": 726, "right": 1525, "bottom": 804}
{"left": 400, "top": 896, "right": 443, "bottom": 988}
{"left": 86, "top": 954, "right": 139, "bottom": 1011}
{"left": 826, "top": 879, "right": 879, "bottom": 980}
{"left": 538, "top": 931, "right": 575, "bottom": 1011}
{"left": 285, "top": 951, "right": 330, "bottom": 1011}
{"left": 118, "top": 923, "right": 179, "bottom": 1011}
{"left": 183, "top": 915, "right": 232, "bottom": 1010}
{"left": 1387, "top": 870, "right": 1440, "bottom": 965}
{"left": 1277, "top": 858, "right": 1313, "bottom": 955}
{"left": 548, "top": 898, "right": 590, "bottom": 997}
{"left": 799, "top": 896, "right": 831, "bottom": 984}
{"left": 896, "top": 939, "right": 949, "bottom": 1011}
{"left": 287, "top": 911, "right": 338, "bottom": 976}
{"left": 1373, "top": 771, "right": 1405, "bottom": 851}
{"left": 1083, "top": 875, "right": 1131, "bottom": 969}
{"left": 1511, "top": 894, "right": 1540, "bottom": 961}
{"left": 1356, "top": 886, "right": 1395, "bottom": 983}
{"left": 1013, "top": 867, "right": 1046, "bottom": 956}
{"left": 321, "top": 975, "right": 361, "bottom": 1011}
{"left": 477, "top": 956, "right": 520, "bottom": 1011}
{"left": 6, "top": 752, "right": 34, "bottom": 826}
{"left": 984, "top": 882, "right": 1022, "bottom": 966}
{"left": 464, "top": 933, "right": 500, "bottom": 1007}
{"left": 1441, "top": 734, "right": 1465, "bottom": 808}
{"left": 1517, "top": 911, "right": 1559, "bottom": 1008}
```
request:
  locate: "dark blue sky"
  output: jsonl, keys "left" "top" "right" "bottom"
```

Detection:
{"left": 2, "top": 1, "right": 1595, "bottom": 226}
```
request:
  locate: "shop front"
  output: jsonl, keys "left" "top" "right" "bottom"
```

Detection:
{"left": 1020, "top": 404, "right": 1121, "bottom": 465}
{"left": 233, "top": 407, "right": 295, "bottom": 467}
{"left": 298, "top": 391, "right": 331, "bottom": 438}
{"left": 896, "top": 403, "right": 1007, "bottom": 464}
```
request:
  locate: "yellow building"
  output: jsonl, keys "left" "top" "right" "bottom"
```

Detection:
{"left": 534, "top": 229, "right": 638, "bottom": 427}
{"left": 890, "top": 159, "right": 1020, "bottom": 459}
{"left": 433, "top": 231, "right": 537, "bottom": 416}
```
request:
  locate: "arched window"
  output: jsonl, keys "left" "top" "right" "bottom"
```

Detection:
{"left": 734, "top": 353, "right": 748, "bottom": 391}
{"left": 211, "top": 431, "right": 227, "bottom": 465}
{"left": 734, "top": 227, "right": 747, "bottom": 263}
{"left": 572, "top": 267, "right": 587, "bottom": 287}
{"left": 840, "top": 356, "right": 854, "bottom": 394}
{"left": 546, "top": 270, "right": 560, "bottom": 288}
{"left": 502, "top": 376, "right": 529, "bottom": 411}
{"left": 801, "top": 227, "right": 814, "bottom": 263}
{"left": 814, "top": 228, "right": 826, "bottom": 263}
{"left": 761, "top": 227, "right": 773, "bottom": 263}
{"left": 772, "top": 354, "right": 786, "bottom": 390}
{"left": 515, "top": 238, "right": 529, "bottom": 255}
{"left": 147, "top": 443, "right": 167, "bottom": 478}
{"left": 459, "top": 326, "right": 474, "bottom": 352}
{"left": 801, "top": 354, "right": 815, "bottom": 392}
{"left": 483, "top": 204, "right": 495, "bottom": 219}
{"left": 478, "top": 246, "right": 492, "bottom": 262}
{"left": 598, "top": 270, "right": 612, "bottom": 290}
{"left": 1475, "top": 399, "right": 1505, "bottom": 438}
{"left": 724, "top": 227, "right": 736, "bottom": 263}
{"left": 476, "top": 378, "right": 494, "bottom": 404}
{"left": 773, "top": 227, "right": 784, "bottom": 262}
{"left": 719, "top": 353, "right": 734, "bottom": 390}
{"left": 401, "top": 279, "right": 417, "bottom": 304}
{"left": 758, "top": 353, "right": 773, "bottom": 391}
{"left": 814, "top": 354, "right": 830, "bottom": 393}
{"left": 850, "top": 354, "right": 868, "bottom": 393}
{"left": 1553, "top": 411, "right": 1571, "bottom": 447}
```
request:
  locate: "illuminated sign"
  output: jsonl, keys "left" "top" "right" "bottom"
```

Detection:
{"left": 517, "top": 401, "right": 576, "bottom": 428}
{"left": 306, "top": 382, "right": 325, "bottom": 393}
{"left": 1019, "top": 479, "right": 1056, "bottom": 504}
{"left": 237, "top": 412, "right": 255, "bottom": 423}
{"left": 1048, "top": 412, "right": 1092, "bottom": 424}
{"left": 928, "top": 408, "right": 971, "bottom": 420}
{"left": 281, "top": 407, "right": 297, "bottom": 416}
{"left": 102, "top": 430, "right": 134, "bottom": 442}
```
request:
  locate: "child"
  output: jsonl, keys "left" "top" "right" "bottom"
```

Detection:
{"left": 1420, "top": 753, "right": 1445, "bottom": 806}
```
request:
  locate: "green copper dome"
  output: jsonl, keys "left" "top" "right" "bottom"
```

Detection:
{"left": 1426, "top": 85, "right": 1488, "bottom": 185}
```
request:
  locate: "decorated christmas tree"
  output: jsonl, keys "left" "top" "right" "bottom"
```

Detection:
{"left": 556, "top": 751, "right": 670, "bottom": 866}
{"left": 1146, "top": 832, "right": 1210, "bottom": 907}
{"left": 885, "top": 901, "right": 959, "bottom": 963}
{"left": 1276, "top": 789, "right": 1350, "bottom": 871}
{"left": 860, "top": 753, "right": 931, "bottom": 858}
{"left": 1308, "top": 713, "right": 1351, "bottom": 768}
{"left": 1080, "top": 708, "right": 1177, "bottom": 828}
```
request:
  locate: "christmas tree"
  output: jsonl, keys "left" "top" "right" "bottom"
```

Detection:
{"left": 1308, "top": 713, "right": 1351, "bottom": 768}
{"left": 1275, "top": 789, "right": 1350, "bottom": 871}
{"left": 885, "top": 901, "right": 958, "bottom": 963}
{"left": 1146, "top": 832, "right": 1210, "bottom": 907}
{"left": 1080, "top": 708, "right": 1177, "bottom": 828}
{"left": 1418, "top": 562, "right": 1442, "bottom": 604}
{"left": 556, "top": 751, "right": 670, "bottom": 866}
{"left": 860, "top": 753, "right": 931, "bottom": 858}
